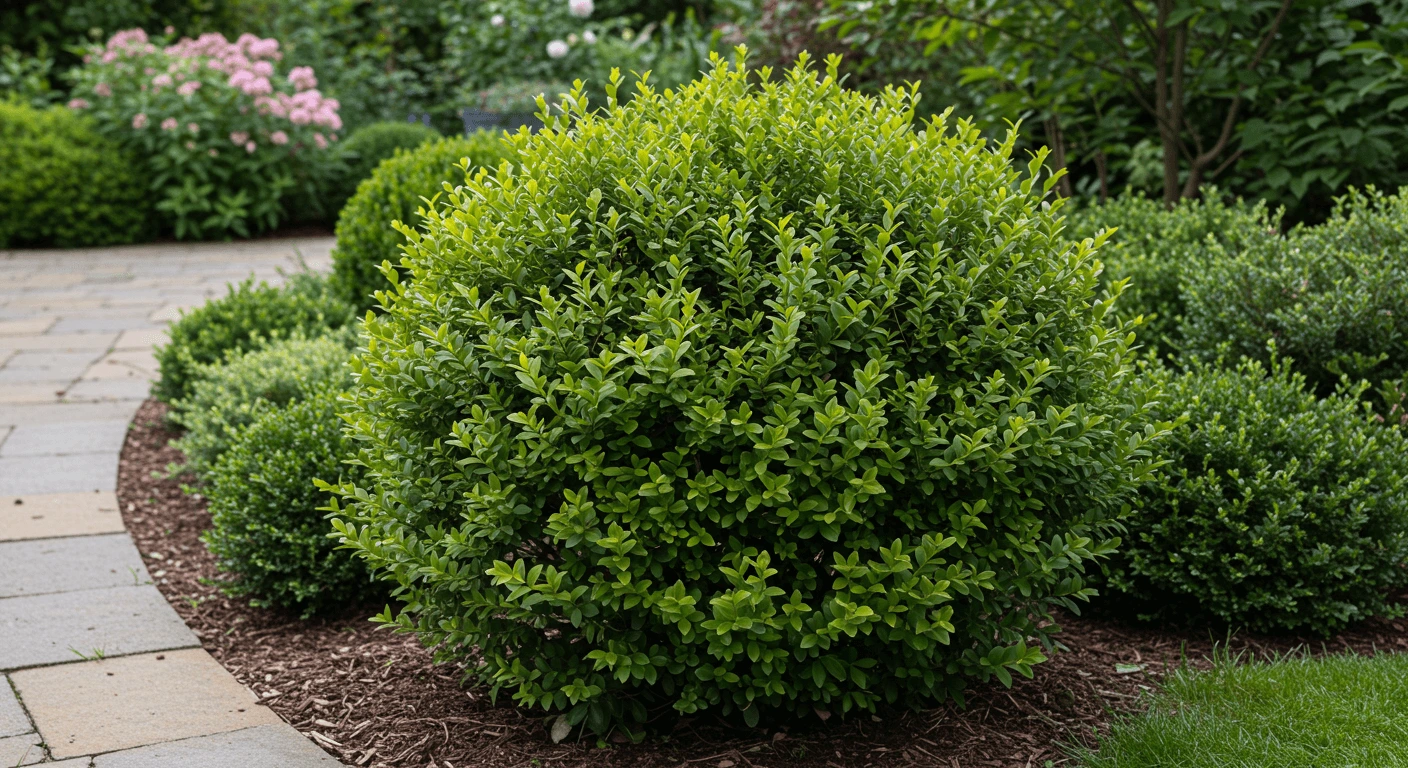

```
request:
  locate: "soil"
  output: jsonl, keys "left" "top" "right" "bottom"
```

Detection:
{"left": 118, "top": 398, "right": 1408, "bottom": 768}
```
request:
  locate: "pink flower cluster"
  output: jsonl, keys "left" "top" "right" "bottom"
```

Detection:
{"left": 101, "top": 28, "right": 158, "bottom": 63}
{"left": 254, "top": 89, "right": 342, "bottom": 130}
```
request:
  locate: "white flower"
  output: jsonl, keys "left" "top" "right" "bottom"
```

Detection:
{"left": 546, "top": 39, "right": 569, "bottom": 59}
{"left": 583, "top": 29, "right": 597, "bottom": 44}
{"left": 490, "top": 13, "right": 505, "bottom": 27}
{"left": 568, "top": 0, "right": 593, "bottom": 18}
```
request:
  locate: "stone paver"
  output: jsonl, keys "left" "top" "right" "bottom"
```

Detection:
{"left": 12, "top": 650, "right": 283, "bottom": 760}
{"left": 0, "top": 318, "right": 56, "bottom": 336}
{"left": 0, "top": 453, "right": 119, "bottom": 495}
{"left": 0, "top": 420, "right": 130, "bottom": 457}
{"left": 93, "top": 725, "right": 338, "bottom": 767}
{"left": 0, "top": 238, "right": 338, "bottom": 765}
{"left": 0, "top": 492, "right": 124, "bottom": 542}
{"left": 0, "top": 534, "right": 149, "bottom": 598}
{"left": 0, "top": 732, "right": 43, "bottom": 765}
{"left": 0, "top": 675, "right": 31, "bottom": 738}
{"left": 112, "top": 329, "right": 167, "bottom": 351}
{"left": 0, "top": 586, "right": 197, "bottom": 671}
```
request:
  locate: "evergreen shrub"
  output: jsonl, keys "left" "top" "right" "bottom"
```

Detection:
{"left": 1181, "top": 187, "right": 1408, "bottom": 396}
{"left": 0, "top": 101, "right": 150, "bottom": 247}
{"left": 327, "top": 53, "right": 1169, "bottom": 733}
{"left": 154, "top": 273, "right": 356, "bottom": 403}
{"left": 329, "top": 131, "right": 510, "bottom": 308}
{"left": 170, "top": 333, "right": 353, "bottom": 479}
{"left": 205, "top": 390, "right": 371, "bottom": 616}
{"left": 1104, "top": 356, "right": 1408, "bottom": 634}
{"left": 330, "top": 120, "right": 440, "bottom": 212}
{"left": 1064, "top": 192, "right": 1276, "bottom": 356}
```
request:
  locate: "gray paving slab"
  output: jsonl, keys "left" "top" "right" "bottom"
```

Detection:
{"left": 0, "top": 732, "right": 43, "bottom": 765}
{"left": 0, "top": 586, "right": 197, "bottom": 670}
{"left": 61, "top": 379, "right": 152, "bottom": 402}
{"left": 92, "top": 725, "right": 337, "bottom": 768}
{"left": 0, "top": 368, "right": 79, "bottom": 385}
{"left": 0, "top": 535, "right": 149, "bottom": 598}
{"left": 0, "top": 402, "right": 141, "bottom": 427}
{"left": 0, "top": 421, "right": 131, "bottom": 458}
{"left": 0, "top": 453, "right": 119, "bottom": 495}
{"left": 0, "top": 351, "right": 103, "bottom": 371}
{"left": 0, "top": 675, "right": 31, "bottom": 738}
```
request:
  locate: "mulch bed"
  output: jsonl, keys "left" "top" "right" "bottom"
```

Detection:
{"left": 117, "top": 397, "right": 1408, "bottom": 768}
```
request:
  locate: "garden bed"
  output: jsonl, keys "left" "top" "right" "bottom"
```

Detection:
{"left": 117, "top": 398, "right": 1408, "bottom": 768}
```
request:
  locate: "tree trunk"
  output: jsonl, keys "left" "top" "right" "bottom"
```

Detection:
{"left": 1045, "top": 117, "right": 1075, "bottom": 199}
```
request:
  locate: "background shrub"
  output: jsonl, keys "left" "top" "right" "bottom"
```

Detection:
{"left": 328, "top": 120, "right": 440, "bottom": 212}
{"left": 1064, "top": 192, "right": 1277, "bottom": 356}
{"left": 1181, "top": 187, "right": 1408, "bottom": 397}
{"left": 329, "top": 131, "right": 510, "bottom": 308}
{"left": 205, "top": 389, "right": 371, "bottom": 616}
{"left": 154, "top": 273, "right": 356, "bottom": 403}
{"left": 1102, "top": 356, "right": 1408, "bottom": 635}
{"left": 0, "top": 101, "right": 150, "bottom": 247}
{"left": 170, "top": 333, "right": 353, "bottom": 479}
{"left": 329, "top": 55, "right": 1169, "bottom": 732}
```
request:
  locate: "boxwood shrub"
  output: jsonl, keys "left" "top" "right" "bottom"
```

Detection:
{"left": 1064, "top": 192, "right": 1276, "bottom": 356}
{"left": 329, "top": 120, "right": 441, "bottom": 213}
{"left": 170, "top": 333, "right": 353, "bottom": 479}
{"left": 0, "top": 101, "right": 151, "bottom": 248}
{"left": 154, "top": 273, "right": 356, "bottom": 404}
{"left": 205, "top": 389, "right": 371, "bottom": 617}
{"left": 327, "top": 53, "right": 1169, "bottom": 733}
{"left": 1103, "top": 356, "right": 1408, "bottom": 635}
{"left": 1181, "top": 187, "right": 1408, "bottom": 396}
{"left": 329, "top": 131, "right": 511, "bottom": 309}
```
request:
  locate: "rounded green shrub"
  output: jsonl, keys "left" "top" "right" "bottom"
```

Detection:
{"left": 0, "top": 101, "right": 150, "bottom": 247}
{"left": 328, "top": 54, "right": 1169, "bottom": 732}
{"left": 330, "top": 130, "right": 511, "bottom": 309}
{"left": 154, "top": 273, "right": 356, "bottom": 404}
{"left": 170, "top": 333, "right": 353, "bottom": 479}
{"left": 330, "top": 120, "right": 441, "bottom": 212}
{"left": 1181, "top": 187, "right": 1408, "bottom": 396}
{"left": 1103, "top": 356, "right": 1408, "bottom": 635}
{"left": 205, "top": 390, "right": 371, "bottom": 617}
{"left": 1064, "top": 191, "right": 1277, "bottom": 356}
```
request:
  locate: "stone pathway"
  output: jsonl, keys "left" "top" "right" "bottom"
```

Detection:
{"left": 0, "top": 239, "right": 343, "bottom": 766}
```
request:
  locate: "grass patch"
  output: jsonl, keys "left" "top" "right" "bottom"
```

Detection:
{"left": 1076, "top": 650, "right": 1408, "bottom": 767}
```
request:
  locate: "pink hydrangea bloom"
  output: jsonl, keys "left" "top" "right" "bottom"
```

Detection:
{"left": 177, "top": 80, "right": 201, "bottom": 97}
{"left": 252, "top": 60, "right": 274, "bottom": 77}
{"left": 187, "top": 122, "right": 200, "bottom": 134}
{"left": 186, "top": 141, "right": 197, "bottom": 150}
{"left": 269, "top": 130, "right": 289, "bottom": 145}
{"left": 313, "top": 133, "right": 328, "bottom": 149}
{"left": 245, "top": 140, "right": 257, "bottom": 153}
{"left": 93, "top": 82, "right": 112, "bottom": 97}
{"left": 230, "top": 131, "right": 249, "bottom": 144}
{"left": 67, "top": 99, "right": 89, "bottom": 109}
{"left": 152, "top": 73, "right": 173, "bottom": 88}
{"left": 132, "top": 113, "right": 149, "bottom": 129}
{"left": 289, "top": 108, "right": 311, "bottom": 125}
{"left": 161, "top": 117, "right": 179, "bottom": 131}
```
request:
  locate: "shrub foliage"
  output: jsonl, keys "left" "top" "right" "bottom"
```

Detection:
{"left": 170, "top": 333, "right": 352, "bottom": 479}
{"left": 329, "top": 131, "right": 510, "bottom": 308}
{"left": 154, "top": 273, "right": 356, "bottom": 403}
{"left": 328, "top": 53, "right": 1168, "bottom": 732}
{"left": 205, "top": 390, "right": 370, "bottom": 616}
{"left": 1063, "top": 192, "right": 1277, "bottom": 356}
{"left": 0, "top": 101, "right": 150, "bottom": 248}
{"left": 1181, "top": 187, "right": 1408, "bottom": 396}
{"left": 1104, "top": 357, "right": 1408, "bottom": 635}
{"left": 330, "top": 120, "right": 440, "bottom": 212}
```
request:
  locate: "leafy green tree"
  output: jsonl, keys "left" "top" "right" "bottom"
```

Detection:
{"left": 825, "top": 0, "right": 1408, "bottom": 217}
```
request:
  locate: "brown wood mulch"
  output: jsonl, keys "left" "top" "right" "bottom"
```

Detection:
{"left": 117, "top": 398, "right": 1408, "bottom": 768}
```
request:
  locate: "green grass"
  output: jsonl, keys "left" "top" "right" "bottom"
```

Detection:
{"left": 1075, "top": 651, "right": 1408, "bottom": 768}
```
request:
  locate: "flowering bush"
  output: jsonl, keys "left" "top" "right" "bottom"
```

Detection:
{"left": 68, "top": 28, "right": 344, "bottom": 239}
